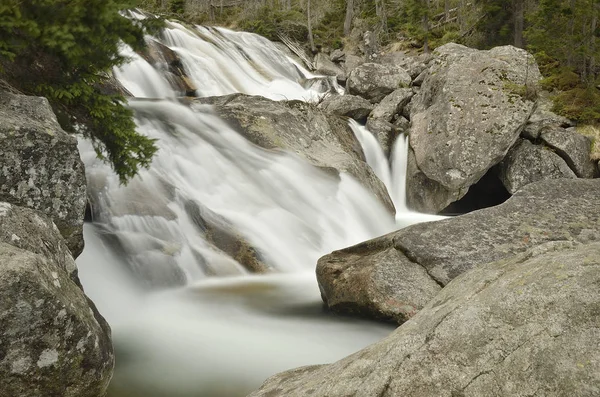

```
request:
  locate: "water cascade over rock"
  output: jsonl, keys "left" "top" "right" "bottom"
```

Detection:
{"left": 76, "top": 20, "right": 414, "bottom": 397}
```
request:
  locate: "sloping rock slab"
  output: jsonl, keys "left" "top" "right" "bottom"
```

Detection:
{"left": 318, "top": 94, "right": 373, "bottom": 121}
{"left": 498, "top": 139, "right": 576, "bottom": 194}
{"left": 407, "top": 44, "right": 541, "bottom": 212}
{"left": 369, "top": 88, "right": 414, "bottom": 122}
{"left": 250, "top": 241, "right": 600, "bottom": 397}
{"left": 197, "top": 94, "right": 394, "bottom": 213}
{"left": 317, "top": 178, "right": 600, "bottom": 322}
{"left": 0, "top": 92, "right": 86, "bottom": 256}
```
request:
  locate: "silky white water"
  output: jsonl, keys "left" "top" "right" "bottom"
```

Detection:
{"left": 77, "top": 21, "right": 432, "bottom": 397}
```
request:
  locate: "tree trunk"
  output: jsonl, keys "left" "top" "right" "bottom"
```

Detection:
{"left": 375, "top": 0, "right": 388, "bottom": 33}
{"left": 591, "top": 4, "right": 598, "bottom": 82}
{"left": 513, "top": 0, "right": 524, "bottom": 48}
{"left": 445, "top": 0, "right": 450, "bottom": 22}
{"left": 307, "top": 0, "right": 316, "bottom": 53}
{"left": 423, "top": 0, "right": 430, "bottom": 53}
{"left": 344, "top": 0, "right": 354, "bottom": 36}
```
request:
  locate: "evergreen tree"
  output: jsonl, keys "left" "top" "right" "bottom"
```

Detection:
{"left": 0, "top": 0, "right": 162, "bottom": 184}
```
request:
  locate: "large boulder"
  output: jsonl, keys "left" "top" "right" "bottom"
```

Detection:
{"left": 0, "top": 203, "right": 114, "bottom": 397}
{"left": 317, "top": 178, "right": 600, "bottom": 322}
{"left": 365, "top": 118, "right": 396, "bottom": 158}
{"left": 498, "top": 139, "right": 576, "bottom": 194}
{"left": 407, "top": 44, "right": 541, "bottom": 213}
{"left": 250, "top": 241, "right": 600, "bottom": 397}
{"left": 0, "top": 92, "right": 87, "bottom": 256}
{"left": 347, "top": 63, "right": 412, "bottom": 103}
{"left": 318, "top": 94, "right": 373, "bottom": 122}
{"left": 197, "top": 94, "right": 395, "bottom": 213}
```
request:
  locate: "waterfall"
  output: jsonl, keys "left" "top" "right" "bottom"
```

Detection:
{"left": 77, "top": 21, "right": 398, "bottom": 397}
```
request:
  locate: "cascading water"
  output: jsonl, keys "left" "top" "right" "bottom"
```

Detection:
{"left": 76, "top": 18, "right": 429, "bottom": 397}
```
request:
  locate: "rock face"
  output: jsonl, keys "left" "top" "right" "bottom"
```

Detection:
{"left": 369, "top": 88, "right": 414, "bottom": 122}
{"left": 407, "top": 44, "right": 541, "bottom": 212}
{"left": 0, "top": 203, "right": 114, "bottom": 397}
{"left": 199, "top": 94, "right": 395, "bottom": 213}
{"left": 540, "top": 126, "right": 597, "bottom": 178}
{"left": 184, "top": 200, "right": 270, "bottom": 273}
{"left": 365, "top": 118, "right": 396, "bottom": 158}
{"left": 318, "top": 94, "right": 373, "bottom": 121}
{"left": 314, "top": 53, "right": 346, "bottom": 82}
{"left": 0, "top": 92, "right": 87, "bottom": 257}
{"left": 317, "top": 178, "right": 600, "bottom": 322}
{"left": 250, "top": 241, "right": 600, "bottom": 397}
{"left": 498, "top": 139, "right": 576, "bottom": 193}
{"left": 347, "top": 63, "right": 411, "bottom": 103}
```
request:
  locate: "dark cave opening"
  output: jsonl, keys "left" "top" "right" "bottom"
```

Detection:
{"left": 440, "top": 167, "right": 511, "bottom": 215}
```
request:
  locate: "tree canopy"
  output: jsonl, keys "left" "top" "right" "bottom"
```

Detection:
{"left": 0, "top": 0, "right": 162, "bottom": 183}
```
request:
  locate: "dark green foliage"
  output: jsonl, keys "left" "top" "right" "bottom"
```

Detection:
{"left": 0, "top": 0, "right": 162, "bottom": 184}
{"left": 238, "top": 6, "right": 305, "bottom": 41}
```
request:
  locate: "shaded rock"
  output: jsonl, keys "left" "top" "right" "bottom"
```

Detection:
{"left": 343, "top": 54, "right": 364, "bottom": 75}
{"left": 184, "top": 200, "right": 271, "bottom": 273}
{"left": 408, "top": 44, "right": 541, "bottom": 212}
{"left": 378, "top": 51, "right": 431, "bottom": 79}
{"left": 318, "top": 94, "right": 373, "bottom": 121}
{"left": 200, "top": 94, "right": 394, "bottom": 213}
{"left": 574, "top": 125, "right": 600, "bottom": 161}
{"left": 370, "top": 88, "right": 414, "bottom": 122}
{"left": 498, "top": 139, "right": 576, "bottom": 194}
{"left": 317, "top": 234, "right": 441, "bottom": 323}
{"left": 0, "top": 204, "right": 113, "bottom": 397}
{"left": 146, "top": 39, "right": 197, "bottom": 96}
{"left": 522, "top": 93, "right": 574, "bottom": 139}
{"left": 330, "top": 49, "right": 345, "bottom": 62}
{"left": 366, "top": 118, "right": 396, "bottom": 158}
{"left": 314, "top": 53, "right": 346, "bottom": 81}
{"left": 540, "top": 126, "right": 597, "bottom": 178}
{"left": 347, "top": 63, "right": 412, "bottom": 103}
{"left": 317, "top": 178, "right": 600, "bottom": 321}
{"left": 251, "top": 241, "right": 600, "bottom": 397}
{"left": 0, "top": 91, "right": 86, "bottom": 257}
{"left": 392, "top": 116, "right": 410, "bottom": 133}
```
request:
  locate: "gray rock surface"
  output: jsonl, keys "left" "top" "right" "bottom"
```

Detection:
{"left": 198, "top": 94, "right": 394, "bottom": 213}
{"left": 318, "top": 94, "right": 373, "bottom": 121}
{"left": 347, "top": 63, "right": 412, "bottom": 103}
{"left": 0, "top": 92, "right": 87, "bottom": 256}
{"left": 250, "top": 241, "right": 600, "bottom": 397}
{"left": 407, "top": 44, "right": 541, "bottom": 212}
{"left": 314, "top": 53, "right": 346, "bottom": 81}
{"left": 522, "top": 94, "right": 573, "bottom": 139}
{"left": 369, "top": 88, "right": 414, "bottom": 122}
{"left": 540, "top": 126, "right": 597, "bottom": 178}
{"left": 317, "top": 178, "right": 600, "bottom": 321}
{"left": 365, "top": 118, "right": 396, "bottom": 158}
{"left": 343, "top": 54, "right": 364, "bottom": 75}
{"left": 330, "top": 49, "right": 345, "bottom": 62}
{"left": 0, "top": 204, "right": 113, "bottom": 397}
{"left": 498, "top": 139, "right": 576, "bottom": 193}
{"left": 378, "top": 51, "right": 431, "bottom": 79}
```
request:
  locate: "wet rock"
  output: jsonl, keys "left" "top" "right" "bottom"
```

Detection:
{"left": 318, "top": 94, "right": 373, "bottom": 122}
{"left": 370, "top": 88, "right": 414, "bottom": 122}
{"left": 0, "top": 204, "right": 113, "bottom": 397}
{"left": 347, "top": 63, "right": 412, "bottom": 103}
{"left": 0, "top": 91, "right": 86, "bottom": 257}
{"left": 365, "top": 118, "right": 396, "bottom": 158}
{"left": 200, "top": 94, "right": 395, "bottom": 213}
{"left": 540, "top": 126, "right": 597, "bottom": 178}
{"left": 498, "top": 139, "right": 576, "bottom": 193}
{"left": 407, "top": 44, "right": 540, "bottom": 213}
{"left": 185, "top": 200, "right": 271, "bottom": 273}
{"left": 316, "top": 178, "right": 600, "bottom": 322}
{"left": 251, "top": 241, "right": 600, "bottom": 397}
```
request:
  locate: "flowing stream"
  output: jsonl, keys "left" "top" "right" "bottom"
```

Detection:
{"left": 77, "top": 19, "right": 437, "bottom": 397}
